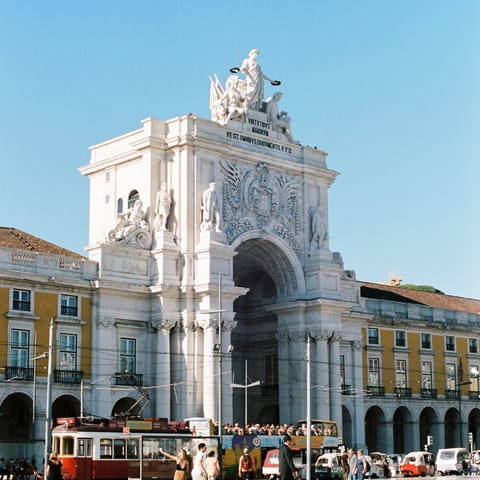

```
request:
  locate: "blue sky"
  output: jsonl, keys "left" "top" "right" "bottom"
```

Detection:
{"left": 1, "top": 1, "right": 479, "bottom": 298}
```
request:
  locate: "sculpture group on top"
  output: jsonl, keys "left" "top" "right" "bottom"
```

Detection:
{"left": 210, "top": 49, "right": 295, "bottom": 143}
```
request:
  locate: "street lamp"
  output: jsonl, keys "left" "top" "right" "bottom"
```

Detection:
{"left": 231, "top": 358, "right": 260, "bottom": 425}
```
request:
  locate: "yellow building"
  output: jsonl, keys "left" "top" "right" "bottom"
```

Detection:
{"left": 0, "top": 227, "right": 96, "bottom": 461}
{"left": 352, "top": 282, "right": 480, "bottom": 454}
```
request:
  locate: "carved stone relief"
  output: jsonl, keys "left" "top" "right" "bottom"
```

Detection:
{"left": 221, "top": 161, "right": 302, "bottom": 252}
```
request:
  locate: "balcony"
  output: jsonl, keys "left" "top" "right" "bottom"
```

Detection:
{"left": 445, "top": 389, "right": 459, "bottom": 399}
{"left": 341, "top": 384, "right": 353, "bottom": 395}
{"left": 469, "top": 391, "right": 480, "bottom": 400}
{"left": 114, "top": 372, "right": 143, "bottom": 386}
{"left": 421, "top": 388, "right": 437, "bottom": 399}
{"left": 366, "top": 385, "right": 385, "bottom": 396}
{"left": 54, "top": 369, "right": 83, "bottom": 384}
{"left": 5, "top": 366, "right": 34, "bottom": 381}
{"left": 394, "top": 387, "right": 412, "bottom": 398}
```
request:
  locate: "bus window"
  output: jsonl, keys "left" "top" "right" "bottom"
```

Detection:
{"left": 114, "top": 439, "right": 126, "bottom": 459}
{"left": 100, "top": 439, "right": 113, "bottom": 459}
{"left": 127, "top": 439, "right": 139, "bottom": 459}
{"left": 63, "top": 436, "right": 74, "bottom": 455}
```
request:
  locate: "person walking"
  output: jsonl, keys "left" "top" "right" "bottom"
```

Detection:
{"left": 347, "top": 448, "right": 357, "bottom": 480}
{"left": 238, "top": 448, "right": 255, "bottom": 480}
{"left": 354, "top": 449, "right": 367, "bottom": 480}
{"left": 279, "top": 435, "right": 299, "bottom": 480}
{"left": 192, "top": 443, "right": 208, "bottom": 480}
{"left": 205, "top": 450, "right": 220, "bottom": 480}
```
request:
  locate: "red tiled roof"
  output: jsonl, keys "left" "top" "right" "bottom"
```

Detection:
{"left": 361, "top": 281, "right": 480, "bottom": 315}
{"left": 0, "top": 227, "right": 84, "bottom": 259}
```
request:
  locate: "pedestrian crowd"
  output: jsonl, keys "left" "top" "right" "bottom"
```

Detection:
{"left": 221, "top": 422, "right": 337, "bottom": 437}
{"left": 0, "top": 457, "right": 40, "bottom": 480}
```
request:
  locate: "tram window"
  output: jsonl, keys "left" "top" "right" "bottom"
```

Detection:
{"left": 52, "top": 437, "right": 60, "bottom": 454}
{"left": 100, "top": 439, "right": 113, "bottom": 459}
{"left": 114, "top": 439, "right": 126, "bottom": 459}
{"left": 79, "top": 439, "right": 85, "bottom": 456}
{"left": 63, "top": 437, "right": 74, "bottom": 455}
{"left": 127, "top": 439, "right": 139, "bottom": 459}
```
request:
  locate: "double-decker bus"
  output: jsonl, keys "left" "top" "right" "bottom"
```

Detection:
{"left": 52, "top": 417, "right": 219, "bottom": 480}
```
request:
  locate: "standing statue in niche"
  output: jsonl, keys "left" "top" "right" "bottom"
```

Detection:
{"left": 154, "top": 182, "right": 171, "bottom": 231}
{"left": 309, "top": 206, "right": 328, "bottom": 255}
{"left": 265, "top": 92, "right": 295, "bottom": 143}
{"left": 200, "top": 182, "right": 221, "bottom": 232}
{"left": 240, "top": 48, "right": 279, "bottom": 110}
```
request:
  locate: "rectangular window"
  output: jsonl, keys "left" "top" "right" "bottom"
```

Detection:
{"left": 367, "top": 328, "right": 379, "bottom": 345}
{"left": 340, "top": 355, "right": 345, "bottom": 386}
{"left": 471, "top": 365, "right": 479, "bottom": 394}
{"left": 61, "top": 295, "right": 78, "bottom": 317}
{"left": 395, "top": 331, "right": 406, "bottom": 347}
{"left": 469, "top": 338, "right": 478, "bottom": 354}
{"left": 265, "top": 353, "right": 278, "bottom": 386}
{"left": 368, "top": 358, "right": 380, "bottom": 386}
{"left": 395, "top": 359, "right": 407, "bottom": 387}
{"left": 127, "top": 439, "right": 139, "bottom": 459}
{"left": 445, "top": 336, "right": 456, "bottom": 352}
{"left": 12, "top": 289, "right": 31, "bottom": 311}
{"left": 421, "top": 333, "right": 432, "bottom": 349}
{"left": 59, "top": 334, "right": 77, "bottom": 370}
{"left": 114, "top": 439, "right": 126, "bottom": 459}
{"left": 11, "top": 329, "right": 29, "bottom": 367}
{"left": 446, "top": 363, "right": 457, "bottom": 390}
{"left": 421, "top": 361, "right": 433, "bottom": 389}
{"left": 100, "top": 439, "right": 112, "bottom": 459}
{"left": 120, "top": 338, "right": 136, "bottom": 374}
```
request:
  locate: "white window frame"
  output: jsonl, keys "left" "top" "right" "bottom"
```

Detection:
{"left": 367, "top": 328, "right": 380, "bottom": 345}
{"left": 11, "top": 288, "right": 33, "bottom": 313}
{"left": 59, "top": 294, "right": 80, "bottom": 318}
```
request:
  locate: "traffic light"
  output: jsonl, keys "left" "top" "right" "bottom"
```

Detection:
{"left": 427, "top": 435, "right": 433, "bottom": 446}
{"left": 468, "top": 432, "right": 473, "bottom": 443}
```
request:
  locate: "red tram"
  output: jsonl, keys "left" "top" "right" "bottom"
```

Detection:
{"left": 52, "top": 417, "right": 219, "bottom": 480}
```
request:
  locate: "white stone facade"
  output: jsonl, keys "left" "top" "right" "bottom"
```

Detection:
{"left": 80, "top": 107, "right": 363, "bottom": 432}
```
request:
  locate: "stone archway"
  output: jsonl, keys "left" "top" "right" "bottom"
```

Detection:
{"left": 468, "top": 408, "right": 480, "bottom": 450}
{"left": 342, "top": 406, "right": 353, "bottom": 448}
{"left": 112, "top": 397, "right": 138, "bottom": 417}
{"left": 0, "top": 393, "right": 33, "bottom": 441}
{"left": 231, "top": 233, "right": 306, "bottom": 424}
{"left": 419, "top": 407, "right": 439, "bottom": 453}
{"left": 365, "top": 406, "right": 387, "bottom": 452}
{"left": 393, "top": 406, "right": 414, "bottom": 453}
{"left": 445, "top": 407, "right": 460, "bottom": 447}
{"left": 52, "top": 394, "right": 80, "bottom": 423}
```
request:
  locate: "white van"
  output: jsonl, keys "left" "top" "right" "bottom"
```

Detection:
{"left": 435, "top": 448, "right": 468, "bottom": 475}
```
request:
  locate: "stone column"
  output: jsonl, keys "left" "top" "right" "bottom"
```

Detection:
{"left": 197, "top": 315, "right": 217, "bottom": 421}
{"left": 313, "top": 330, "right": 330, "bottom": 420}
{"left": 221, "top": 317, "right": 236, "bottom": 424}
{"left": 154, "top": 318, "right": 175, "bottom": 418}
{"left": 329, "top": 332, "right": 342, "bottom": 431}
{"left": 352, "top": 340, "right": 366, "bottom": 449}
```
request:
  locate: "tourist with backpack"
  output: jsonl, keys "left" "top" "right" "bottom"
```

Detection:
{"left": 238, "top": 448, "right": 255, "bottom": 480}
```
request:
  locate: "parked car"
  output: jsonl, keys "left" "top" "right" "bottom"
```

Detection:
{"left": 368, "top": 452, "right": 391, "bottom": 478}
{"left": 314, "top": 453, "right": 343, "bottom": 480}
{"left": 400, "top": 451, "right": 434, "bottom": 477}
{"left": 263, "top": 448, "right": 305, "bottom": 479}
{"left": 435, "top": 448, "right": 468, "bottom": 475}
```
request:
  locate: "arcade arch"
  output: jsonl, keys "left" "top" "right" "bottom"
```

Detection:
{"left": 365, "top": 406, "right": 387, "bottom": 452}
{"left": 0, "top": 392, "right": 33, "bottom": 441}
{"left": 419, "top": 407, "right": 439, "bottom": 451}
{"left": 393, "top": 406, "right": 414, "bottom": 454}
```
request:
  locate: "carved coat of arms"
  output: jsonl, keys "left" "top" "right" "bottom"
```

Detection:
{"left": 221, "top": 161, "right": 301, "bottom": 252}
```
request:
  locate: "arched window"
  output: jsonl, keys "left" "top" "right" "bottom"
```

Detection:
{"left": 128, "top": 190, "right": 139, "bottom": 209}
{"left": 117, "top": 198, "right": 123, "bottom": 214}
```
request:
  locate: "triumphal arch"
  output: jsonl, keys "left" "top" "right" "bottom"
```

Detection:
{"left": 80, "top": 49, "right": 363, "bottom": 433}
